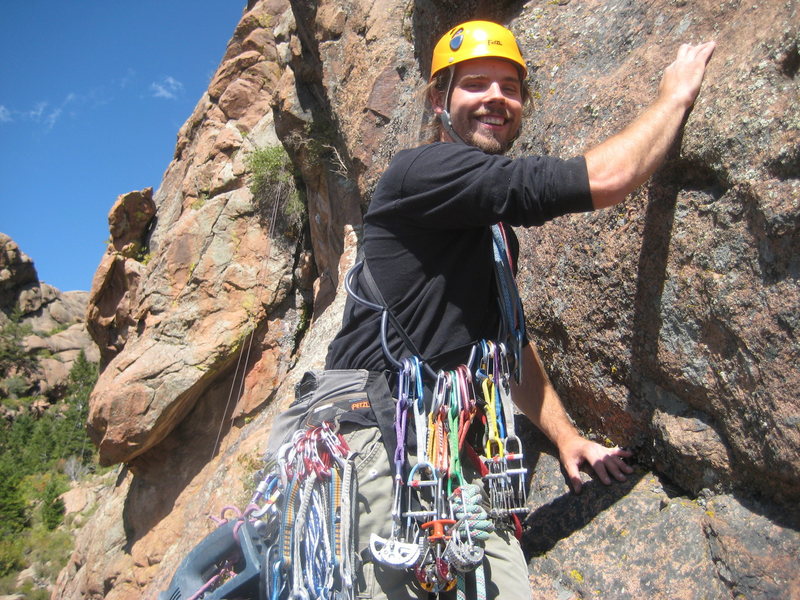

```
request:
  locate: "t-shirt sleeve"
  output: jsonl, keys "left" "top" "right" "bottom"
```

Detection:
{"left": 369, "top": 143, "right": 592, "bottom": 229}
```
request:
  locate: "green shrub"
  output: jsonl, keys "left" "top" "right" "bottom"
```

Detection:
{"left": 18, "top": 581, "right": 50, "bottom": 600}
{"left": 44, "top": 323, "right": 69, "bottom": 337}
{"left": 40, "top": 478, "right": 66, "bottom": 530}
{"left": 0, "top": 375, "right": 31, "bottom": 400}
{"left": 0, "top": 537, "right": 24, "bottom": 577}
{"left": 0, "top": 463, "right": 27, "bottom": 538}
{"left": 246, "top": 145, "right": 305, "bottom": 235}
{"left": 0, "top": 311, "right": 36, "bottom": 380}
{"left": 27, "top": 525, "right": 73, "bottom": 579}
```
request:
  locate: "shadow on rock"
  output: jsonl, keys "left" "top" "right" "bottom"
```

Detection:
{"left": 517, "top": 417, "right": 646, "bottom": 559}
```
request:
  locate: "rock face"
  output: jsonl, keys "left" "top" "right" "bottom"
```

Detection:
{"left": 84, "top": 4, "right": 304, "bottom": 466}
{"left": 58, "top": 1, "right": 798, "bottom": 599}
{"left": 0, "top": 234, "right": 38, "bottom": 312}
{"left": 513, "top": 0, "right": 800, "bottom": 507}
{"left": 85, "top": 188, "right": 156, "bottom": 366}
{"left": 0, "top": 233, "right": 99, "bottom": 401}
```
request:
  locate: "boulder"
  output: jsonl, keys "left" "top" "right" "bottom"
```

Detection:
{"left": 0, "top": 233, "right": 38, "bottom": 313}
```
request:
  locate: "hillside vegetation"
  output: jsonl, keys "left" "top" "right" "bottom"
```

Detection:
{"left": 0, "top": 315, "right": 99, "bottom": 599}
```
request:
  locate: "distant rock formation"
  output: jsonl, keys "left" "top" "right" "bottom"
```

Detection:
{"left": 85, "top": 187, "right": 156, "bottom": 366}
{"left": 56, "top": 1, "right": 799, "bottom": 598}
{"left": 0, "top": 232, "right": 99, "bottom": 402}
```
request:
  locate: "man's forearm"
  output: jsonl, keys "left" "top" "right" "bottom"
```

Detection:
{"left": 510, "top": 343, "right": 581, "bottom": 448}
{"left": 585, "top": 95, "right": 690, "bottom": 209}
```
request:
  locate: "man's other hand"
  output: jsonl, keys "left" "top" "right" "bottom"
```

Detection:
{"left": 558, "top": 436, "right": 634, "bottom": 494}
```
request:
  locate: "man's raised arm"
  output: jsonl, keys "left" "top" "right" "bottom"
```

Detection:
{"left": 585, "top": 41, "right": 716, "bottom": 209}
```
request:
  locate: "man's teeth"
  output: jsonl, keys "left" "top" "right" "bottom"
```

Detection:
{"left": 479, "top": 115, "right": 505, "bottom": 125}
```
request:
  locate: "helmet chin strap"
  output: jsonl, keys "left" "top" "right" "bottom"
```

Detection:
{"left": 439, "top": 109, "right": 466, "bottom": 145}
{"left": 438, "top": 66, "right": 467, "bottom": 145}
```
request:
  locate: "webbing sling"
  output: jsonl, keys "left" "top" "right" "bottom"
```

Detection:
{"left": 490, "top": 223, "right": 526, "bottom": 383}
{"left": 363, "top": 371, "right": 402, "bottom": 477}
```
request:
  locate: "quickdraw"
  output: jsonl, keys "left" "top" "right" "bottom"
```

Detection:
{"left": 370, "top": 358, "right": 423, "bottom": 569}
{"left": 476, "top": 341, "right": 529, "bottom": 520}
{"left": 365, "top": 353, "right": 513, "bottom": 598}
{"left": 279, "top": 423, "right": 356, "bottom": 600}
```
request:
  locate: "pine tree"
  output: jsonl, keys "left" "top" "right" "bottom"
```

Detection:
{"left": 40, "top": 478, "right": 65, "bottom": 530}
{"left": 0, "top": 461, "right": 27, "bottom": 538}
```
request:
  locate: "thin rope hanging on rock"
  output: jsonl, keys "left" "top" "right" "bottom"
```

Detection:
{"left": 209, "top": 173, "right": 286, "bottom": 460}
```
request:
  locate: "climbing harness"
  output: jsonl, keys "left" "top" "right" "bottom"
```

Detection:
{"left": 338, "top": 236, "right": 530, "bottom": 596}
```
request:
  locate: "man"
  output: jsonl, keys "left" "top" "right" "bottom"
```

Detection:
{"left": 323, "top": 20, "right": 715, "bottom": 599}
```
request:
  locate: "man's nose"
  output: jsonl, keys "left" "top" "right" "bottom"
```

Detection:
{"left": 483, "top": 81, "right": 507, "bottom": 104}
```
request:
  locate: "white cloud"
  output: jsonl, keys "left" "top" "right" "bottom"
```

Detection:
{"left": 26, "top": 101, "right": 47, "bottom": 120}
{"left": 150, "top": 76, "right": 184, "bottom": 100}
{"left": 43, "top": 108, "right": 62, "bottom": 130}
{"left": 117, "top": 68, "right": 136, "bottom": 89}
{"left": 3, "top": 93, "right": 79, "bottom": 131}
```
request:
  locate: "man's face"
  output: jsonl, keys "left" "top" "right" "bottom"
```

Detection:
{"left": 434, "top": 57, "right": 524, "bottom": 154}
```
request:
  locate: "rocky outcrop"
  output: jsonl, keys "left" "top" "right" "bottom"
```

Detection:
{"left": 0, "top": 233, "right": 99, "bottom": 401}
{"left": 0, "top": 234, "right": 38, "bottom": 313}
{"left": 84, "top": 1, "right": 305, "bottom": 467}
{"left": 519, "top": 422, "right": 800, "bottom": 600}
{"left": 58, "top": 0, "right": 798, "bottom": 598}
{"left": 85, "top": 188, "right": 157, "bottom": 366}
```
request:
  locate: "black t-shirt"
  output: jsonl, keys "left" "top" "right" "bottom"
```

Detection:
{"left": 325, "top": 142, "right": 592, "bottom": 373}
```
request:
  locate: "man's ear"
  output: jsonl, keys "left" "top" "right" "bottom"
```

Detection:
{"left": 429, "top": 88, "right": 444, "bottom": 114}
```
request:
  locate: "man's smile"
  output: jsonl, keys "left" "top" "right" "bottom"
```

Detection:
{"left": 476, "top": 113, "right": 508, "bottom": 127}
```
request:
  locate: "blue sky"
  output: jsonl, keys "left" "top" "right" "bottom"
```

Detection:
{"left": 1, "top": 2, "right": 246, "bottom": 292}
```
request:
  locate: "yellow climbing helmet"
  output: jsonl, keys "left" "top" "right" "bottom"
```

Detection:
{"left": 430, "top": 20, "right": 527, "bottom": 80}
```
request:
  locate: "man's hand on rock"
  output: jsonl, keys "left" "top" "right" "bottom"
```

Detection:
{"left": 558, "top": 435, "right": 634, "bottom": 494}
{"left": 658, "top": 41, "right": 717, "bottom": 110}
